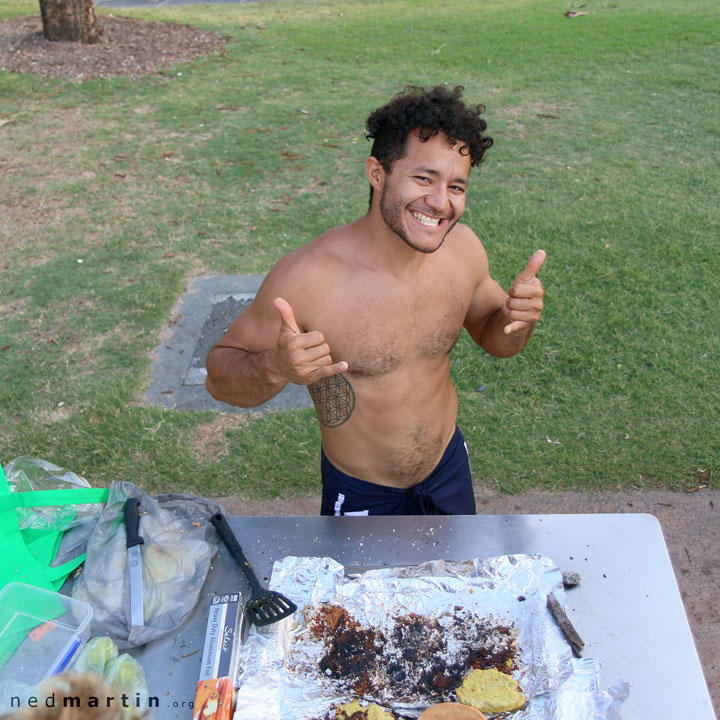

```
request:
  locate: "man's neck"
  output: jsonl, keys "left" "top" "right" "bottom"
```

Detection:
{"left": 355, "top": 212, "right": 432, "bottom": 280}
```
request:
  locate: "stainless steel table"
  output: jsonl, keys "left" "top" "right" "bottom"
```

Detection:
{"left": 132, "top": 514, "right": 716, "bottom": 719}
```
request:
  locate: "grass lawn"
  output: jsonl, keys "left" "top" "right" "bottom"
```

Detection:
{"left": 0, "top": 0, "right": 718, "bottom": 497}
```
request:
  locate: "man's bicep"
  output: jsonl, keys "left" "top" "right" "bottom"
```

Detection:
{"left": 211, "top": 270, "right": 289, "bottom": 354}
{"left": 457, "top": 227, "right": 507, "bottom": 346}
{"left": 214, "top": 301, "right": 279, "bottom": 354}
{"left": 463, "top": 276, "right": 507, "bottom": 346}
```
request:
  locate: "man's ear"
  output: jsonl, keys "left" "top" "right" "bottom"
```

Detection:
{"left": 366, "top": 156, "right": 386, "bottom": 195}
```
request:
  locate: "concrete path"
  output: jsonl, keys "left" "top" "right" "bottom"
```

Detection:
{"left": 143, "top": 275, "right": 312, "bottom": 415}
{"left": 213, "top": 487, "right": 720, "bottom": 714}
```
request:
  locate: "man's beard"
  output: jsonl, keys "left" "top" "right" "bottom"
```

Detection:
{"left": 380, "top": 185, "right": 456, "bottom": 254}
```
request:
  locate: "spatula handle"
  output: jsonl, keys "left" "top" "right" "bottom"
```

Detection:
{"left": 211, "top": 512, "right": 264, "bottom": 594}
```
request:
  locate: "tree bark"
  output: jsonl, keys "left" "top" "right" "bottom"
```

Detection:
{"left": 39, "top": 0, "right": 101, "bottom": 44}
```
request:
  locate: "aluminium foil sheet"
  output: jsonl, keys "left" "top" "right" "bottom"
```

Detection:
{"left": 232, "top": 554, "right": 628, "bottom": 719}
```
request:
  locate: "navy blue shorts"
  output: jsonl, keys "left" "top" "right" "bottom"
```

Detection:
{"left": 320, "top": 426, "right": 476, "bottom": 516}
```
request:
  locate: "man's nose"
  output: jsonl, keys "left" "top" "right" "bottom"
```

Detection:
{"left": 425, "top": 185, "right": 450, "bottom": 213}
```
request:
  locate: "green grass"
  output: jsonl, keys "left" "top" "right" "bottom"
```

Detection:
{"left": 1, "top": 0, "right": 718, "bottom": 497}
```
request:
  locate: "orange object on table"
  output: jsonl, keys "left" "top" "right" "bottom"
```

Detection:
{"left": 192, "top": 676, "right": 236, "bottom": 720}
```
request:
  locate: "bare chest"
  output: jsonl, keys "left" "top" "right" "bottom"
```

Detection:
{"left": 316, "top": 282, "right": 469, "bottom": 378}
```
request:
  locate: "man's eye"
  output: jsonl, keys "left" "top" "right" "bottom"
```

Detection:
{"left": 415, "top": 176, "right": 430, "bottom": 183}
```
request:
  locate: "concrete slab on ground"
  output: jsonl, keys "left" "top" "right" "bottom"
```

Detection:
{"left": 141, "top": 274, "right": 312, "bottom": 414}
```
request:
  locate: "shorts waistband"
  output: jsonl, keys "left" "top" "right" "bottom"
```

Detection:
{"left": 321, "top": 425, "right": 465, "bottom": 494}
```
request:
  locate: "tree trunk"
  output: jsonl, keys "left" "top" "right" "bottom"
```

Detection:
{"left": 39, "top": 0, "right": 101, "bottom": 44}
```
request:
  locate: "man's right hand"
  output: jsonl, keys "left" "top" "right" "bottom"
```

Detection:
{"left": 271, "top": 297, "right": 348, "bottom": 385}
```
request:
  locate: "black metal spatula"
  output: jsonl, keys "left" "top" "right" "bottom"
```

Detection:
{"left": 210, "top": 512, "right": 297, "bottom": 627}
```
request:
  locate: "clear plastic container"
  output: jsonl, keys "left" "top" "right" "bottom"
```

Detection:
{"left": 0, "top": 582, "right": 93, "bottom": 686}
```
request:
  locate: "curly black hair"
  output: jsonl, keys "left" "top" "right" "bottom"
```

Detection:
{"left": 365, "top": 84, "right": 493, "bottom": 206}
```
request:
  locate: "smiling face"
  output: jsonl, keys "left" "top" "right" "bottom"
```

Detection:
{"left": 373, "top": 130, "right": 472, "bottom": 254}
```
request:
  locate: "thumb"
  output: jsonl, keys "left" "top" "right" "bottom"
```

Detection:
{"left": 516, "top": 249, "right": 546, "bottom": 284}
{"left": 274, "top": 297, "right": 300, "bottom": 335}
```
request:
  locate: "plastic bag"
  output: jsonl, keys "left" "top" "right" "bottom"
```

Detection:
{"left": 3, "top": 457, "right": 105, "bottom": 532}
{"left": 72, "top": 637, "right": 149, "bottom": 719}
{"left": 72, "top": 481, "right": 224, "bottom": 649}
{"left": 72, "top": 636, "right": 119, "bottom": 677}
{"left": 0, "top": 462, "right": 108, "bottom": 594}
{"left": 104, "top": 653, "right": 149, "bottom": 714}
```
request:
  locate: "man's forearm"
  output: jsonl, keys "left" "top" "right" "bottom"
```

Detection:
{"left": 479, "top": 308, "right": 535, "bottom": 359}
{"left": 205, "top": 346, "right": 289, "bottom": 407}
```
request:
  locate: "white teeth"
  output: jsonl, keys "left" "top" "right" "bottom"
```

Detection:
{"left": 411, "top": 211, "right": 440, "bottom": 227}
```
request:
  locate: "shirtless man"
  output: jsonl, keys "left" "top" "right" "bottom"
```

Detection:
{"left": 206, "top": 85, "right": 545, "bottom": 516}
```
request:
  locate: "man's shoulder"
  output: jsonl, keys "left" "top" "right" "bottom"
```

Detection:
{"left": 275, "top": 223, "right": 355, "bottom": 270}
{"left": 263, "top": 223, "right": 355, "bottom": 300}
{"left": 448, "top": 220, "right": 482, "bottom": 244}
{"left": 312, "top": 221, "right": 361, "bottom": 254}
{"left": 447, "top": 222, "right": 489, "bottom": 263}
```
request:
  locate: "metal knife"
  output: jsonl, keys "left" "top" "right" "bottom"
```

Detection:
{"left": 124, "top": 497, "right": 145, "bottom": 627}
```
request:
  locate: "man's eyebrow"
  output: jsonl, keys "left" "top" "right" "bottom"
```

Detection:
{"left": 410, "top": 166, "right": 468, "bottom": 185}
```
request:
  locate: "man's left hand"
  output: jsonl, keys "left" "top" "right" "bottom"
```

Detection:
{"left": 503, "top": 249, "right": 546, "bottom": 335}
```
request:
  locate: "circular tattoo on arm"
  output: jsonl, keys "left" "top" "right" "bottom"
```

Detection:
{"left": 308, "top": 375, "right": 356, "bottom": 427}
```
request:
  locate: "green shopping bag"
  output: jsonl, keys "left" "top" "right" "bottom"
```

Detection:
{"left": 0, "top": 462, "right": 109, "bottom": 677}
{"left": 0, "top": 463, "right": 109, "bottom": 592}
